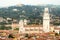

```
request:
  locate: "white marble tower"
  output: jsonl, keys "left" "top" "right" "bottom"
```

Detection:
{"left": 43, "top": 8, "right": 50, "bottom": 32}
{"left": 19, "top": 20, "right": 25, "bottom": 34}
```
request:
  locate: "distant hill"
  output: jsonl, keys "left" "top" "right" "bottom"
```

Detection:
{"left": 0, "top": 4, "right": 60, "bottom": 25}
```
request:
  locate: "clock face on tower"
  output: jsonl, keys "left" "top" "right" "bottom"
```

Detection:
{"left": 45, "top": 11, "right": 48, "bottom": 13}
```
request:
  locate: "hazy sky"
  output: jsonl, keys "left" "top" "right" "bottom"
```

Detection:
{"left": 0, "top": 0, "right": 60, "bottom": 7}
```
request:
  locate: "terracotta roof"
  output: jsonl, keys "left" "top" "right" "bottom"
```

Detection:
{"left": 24, "top": 25, "right": 43, "bottom": 27}
{"left": 55, "top": 28, "right": 60, "bottom": 30}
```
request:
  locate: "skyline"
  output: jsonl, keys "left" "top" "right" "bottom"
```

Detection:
{"left": 0, "top": 0, "right": 60, "bottom": 7}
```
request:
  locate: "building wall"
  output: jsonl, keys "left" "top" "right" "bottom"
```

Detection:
{"left": 22, "top": 27, "right": 43, "bottom": 34}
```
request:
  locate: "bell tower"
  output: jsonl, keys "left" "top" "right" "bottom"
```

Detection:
{"left": 43, "top": 8, "right": 50, "bottom": 32}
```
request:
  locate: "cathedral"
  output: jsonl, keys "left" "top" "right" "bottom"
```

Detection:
{"left": 12, "top": 8, "right": 60, "bottom": 34}
{"left": 19, "top": 8, "right": 54, "bottom": 34}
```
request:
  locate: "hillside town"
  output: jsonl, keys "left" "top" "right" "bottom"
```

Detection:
{"left": 0, "top": 0, "right": 60, "bottom": 40}
{"left": 0, "top": 7, "right": 59, "bottom": 40}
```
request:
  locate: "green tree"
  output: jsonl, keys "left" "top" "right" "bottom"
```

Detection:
{"left": 0, "top": 25, "right": 6, "bottom": 30}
